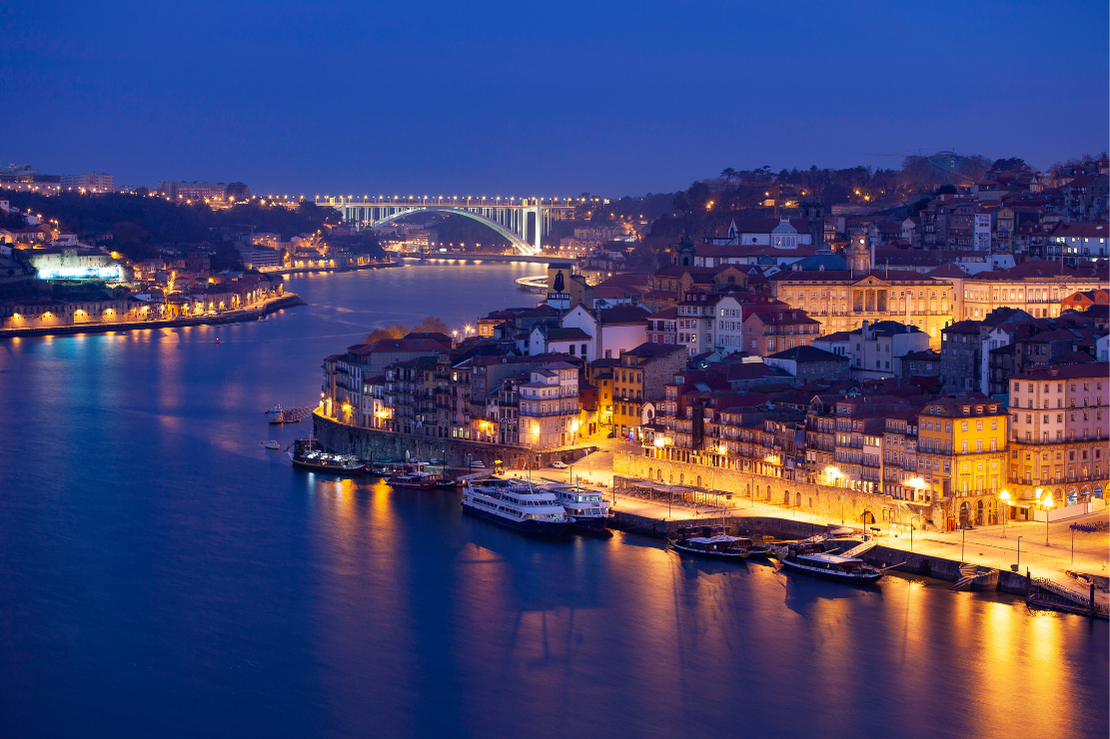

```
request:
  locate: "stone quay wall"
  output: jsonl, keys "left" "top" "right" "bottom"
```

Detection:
{"left": 614, "top": 451, "right": 930, "bottom": 530}
{"left": 313, "top": 412, "right": 594, "bottom": 469}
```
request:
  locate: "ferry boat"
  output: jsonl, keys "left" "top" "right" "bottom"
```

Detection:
{"left": 288, "top": 439, "right": 368, "bottom": 475}
{"left": 779, "top": 541, "right": 886, "bottom": 584}
{"left": 548, "top": 483, "right": 612, "bottom": 531}
{"left": 266, "top": 404, "right": 285, "bottom": 424}
{"left": 669, "top": 525, "right": 750, "bottom": 561}
{"left": 461, "top": 478, "right": 570, "bottom": 536}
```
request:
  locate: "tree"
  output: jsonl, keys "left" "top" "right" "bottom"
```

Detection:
{"left": 991, "top": 157, "right": 1028, "bottom": 173}
{"left": 719, "top": 167, "right": 738, "bottom": 183}
{"left": 412, "top": 316, "right": 449, "bottom": 334}
{"left": 957, "top": 154, "right": 991, "bottom": 183}
{"left": 362, "top": 324, "right": 408, "bottom": 344}
{"left": 226, "top": 182, "right": 251, "bottom": 200}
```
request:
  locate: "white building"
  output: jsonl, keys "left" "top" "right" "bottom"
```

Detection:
{"left": 61, "top": 172, "right": 114, "bottom": 191}
{"left": 713, "top": 295, "right": 746, "bottom": 354}
{"left": 518, "top": 361, "right": 580, "bottom": 449}
{"left": 29, "top": 247, "right": 127, "bottom": 281}
{"left": 560, "top": 304, "right": 648, "bottom": 360}
{"left": 846, "top": 320, "right": 931, "bottom": 381}
{"left": 974, "top": 213, "right": 991, "bottom": 251}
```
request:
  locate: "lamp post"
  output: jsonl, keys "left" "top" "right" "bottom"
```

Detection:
{"left": 1017, "top": 535, "right": 1022, "bottom": 571}
{"left": 999, "top": 489, "right": 1010, "bottom": 538}
{"left": 961, "top": 525, "right": 966, "bottom": 564}
{"left": 1041, "top": 492, "right": 1054, "bottom": 546}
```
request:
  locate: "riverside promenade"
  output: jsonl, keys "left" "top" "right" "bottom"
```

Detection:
{"left": 0, "top": 291, "right": 304, "bottom": 339}
{"left": 528, "top": 436, "right": 1110, "bottom": 612}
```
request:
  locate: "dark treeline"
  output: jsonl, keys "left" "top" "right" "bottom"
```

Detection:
{"left": 1, "top": 190, "right": 342, "bottom": 264}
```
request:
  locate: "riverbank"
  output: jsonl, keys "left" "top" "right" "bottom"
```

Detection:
{"left": 265, "top": 259, "right": 398, "bottom": 276}
{"left": 0, "top": 292, "right": 305, "bottom": 339}
{"left": 529, "top": 439, "right": 1110, "bottom": 616}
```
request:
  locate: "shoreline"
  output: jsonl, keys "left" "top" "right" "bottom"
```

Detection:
{"left": 264, "top": 259, "right": 399, "bottom": 276}
{"left": 0, "top": 292, "right": 306, "bottom": 340}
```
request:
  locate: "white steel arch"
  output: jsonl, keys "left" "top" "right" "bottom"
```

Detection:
{"left": 367, "top": 207, "right": 536, "bottom": 255}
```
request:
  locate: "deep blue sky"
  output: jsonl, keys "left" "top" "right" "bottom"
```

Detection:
{"left": 2, "top": 1, "right": 1106, "bottom": 198}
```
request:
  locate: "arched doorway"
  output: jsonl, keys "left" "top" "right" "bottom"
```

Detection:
{"left": 976, "top": 500, "right": 984, "bottom": 526}
{"left": 784, "top": 491, "right": 790, "bottom": 505}
{"left": 959, "top": 501, "right": 971, "bottom": 529}
{"left": 860, "top": 510, "right": 875, "bottom": 526}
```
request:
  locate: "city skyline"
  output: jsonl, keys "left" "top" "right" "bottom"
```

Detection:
{"left": 2, "top": 1, "right": 1106, "bottom": 196}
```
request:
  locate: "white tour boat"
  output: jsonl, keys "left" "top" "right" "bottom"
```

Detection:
{"left": 462, "top": 478, "right": 570, "bottom": 536}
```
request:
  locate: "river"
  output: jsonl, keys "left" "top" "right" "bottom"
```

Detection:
{"left": 0, "top": 262, "right": 1106, "bottom": 738}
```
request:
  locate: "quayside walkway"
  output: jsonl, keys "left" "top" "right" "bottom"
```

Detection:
{"left": 509, "top": 436, "right": 1110, "bottom": 612}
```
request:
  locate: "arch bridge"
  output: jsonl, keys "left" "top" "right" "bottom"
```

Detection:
{"left": 315, "top": 195, "right": 585, "bottom": 255}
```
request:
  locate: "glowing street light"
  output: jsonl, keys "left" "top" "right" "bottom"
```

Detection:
{"left": 1040, "top": 491, "right": 1055, "bottom": 546}
{"left": 999, "top": 489, "right": 1011, "bottom": 538}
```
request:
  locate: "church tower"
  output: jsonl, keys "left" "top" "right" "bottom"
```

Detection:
{"left": 801, "top": 197, "right": 824, "bottom": 247}
{"left": 671, "top": 232, "right": 696, "bottom": 266}
{"left": 846, "top": 227, "right": 872, "bottom": 278}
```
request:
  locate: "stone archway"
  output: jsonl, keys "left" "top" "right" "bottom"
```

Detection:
{"left": 860, "top": 509, "right": 876, "bottom": 526}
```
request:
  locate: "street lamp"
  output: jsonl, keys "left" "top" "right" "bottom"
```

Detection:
{"left": 999, "top": 489, "right": 1011, "bottom": 538}
{"left": 1016, "top": 535, "right": 1023, "bottom": 571}
{"left": 1040, "top": 492, "right": 1055, "bottom": 546}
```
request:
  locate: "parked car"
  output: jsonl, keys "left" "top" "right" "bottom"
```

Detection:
{"left": 551, "top": 461, "right": 568, "bottom": 469}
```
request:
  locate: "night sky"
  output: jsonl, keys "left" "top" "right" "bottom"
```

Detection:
{"left": 3, "top": 1, "right": 1106, "bottom": 197}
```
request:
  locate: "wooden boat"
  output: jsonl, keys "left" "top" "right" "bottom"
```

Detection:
{"left": 779, "top": 541, "right": 889, "bottom": 584}
{"left": 669, "top": 525, "right": 750, "bottom": 561}
{"left": 263, "top": 440, "right": 280, "bottom": 450}
{"left": 288, "top": 438, "right": 368, "bottom": 475}
{"left": 951, "top": 563, "right": 1000, "bottom": 592}
{"left": 388, "top": 471, "right": 438, "bottom": 489}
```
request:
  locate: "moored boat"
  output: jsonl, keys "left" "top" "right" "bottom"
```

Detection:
{"left": 548, "top": 483, "right": 612, "bottom": 531}
{"left": 266, "top": 404, "right": 285, "bottom": 424}
{"left": 669, "top": 525, "right": 750, "bottom": 561}
{"left": 263, "top": 440, "right": 280, "bottom": 450}
{"left": 951, "top": 563, "right": 1000, "bottom": 592}
{"left": 288, "top": 438, "right": 368, "bottom": 475}
{"left": 388, "top": 470, "right": 438, "bottom": 489}
{"left": 462, "top": 478, "right": 570, "bottom": 537}
{"left": 779, "top": 541, "right": 886, "bottom": 584}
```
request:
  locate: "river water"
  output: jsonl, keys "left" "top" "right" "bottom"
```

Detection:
{"left": 0, "top": 263, "right": 1106, "bottom": 739}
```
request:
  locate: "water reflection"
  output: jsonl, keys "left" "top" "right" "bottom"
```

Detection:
{"left": 0, "top": 264, "right": 1105, "bottom": 739}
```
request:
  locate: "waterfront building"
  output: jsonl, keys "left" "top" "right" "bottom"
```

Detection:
{"left": 1007, "top": 364, "right": 1109, "bottom": 507}
{"left": 518, "top": 361, "right": 580, "bottom": 449}
{"left": 607, "top": 342, "right": 686, "bottom": 441}
{"left": 915, "top": 394, "right": 1008, "bottom": 529}
{"left": 28, "top": 246, "right": 128, "bottom": 281}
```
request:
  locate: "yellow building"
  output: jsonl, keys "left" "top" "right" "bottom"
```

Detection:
{"left": 773, "top": 271, "right": 953, "bottom": 350}
{"left": 916, "top": 393, "right": 1008, "bottom": 529}
{"left": 612, "top": 361, "right": 644, "bottom": 441}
